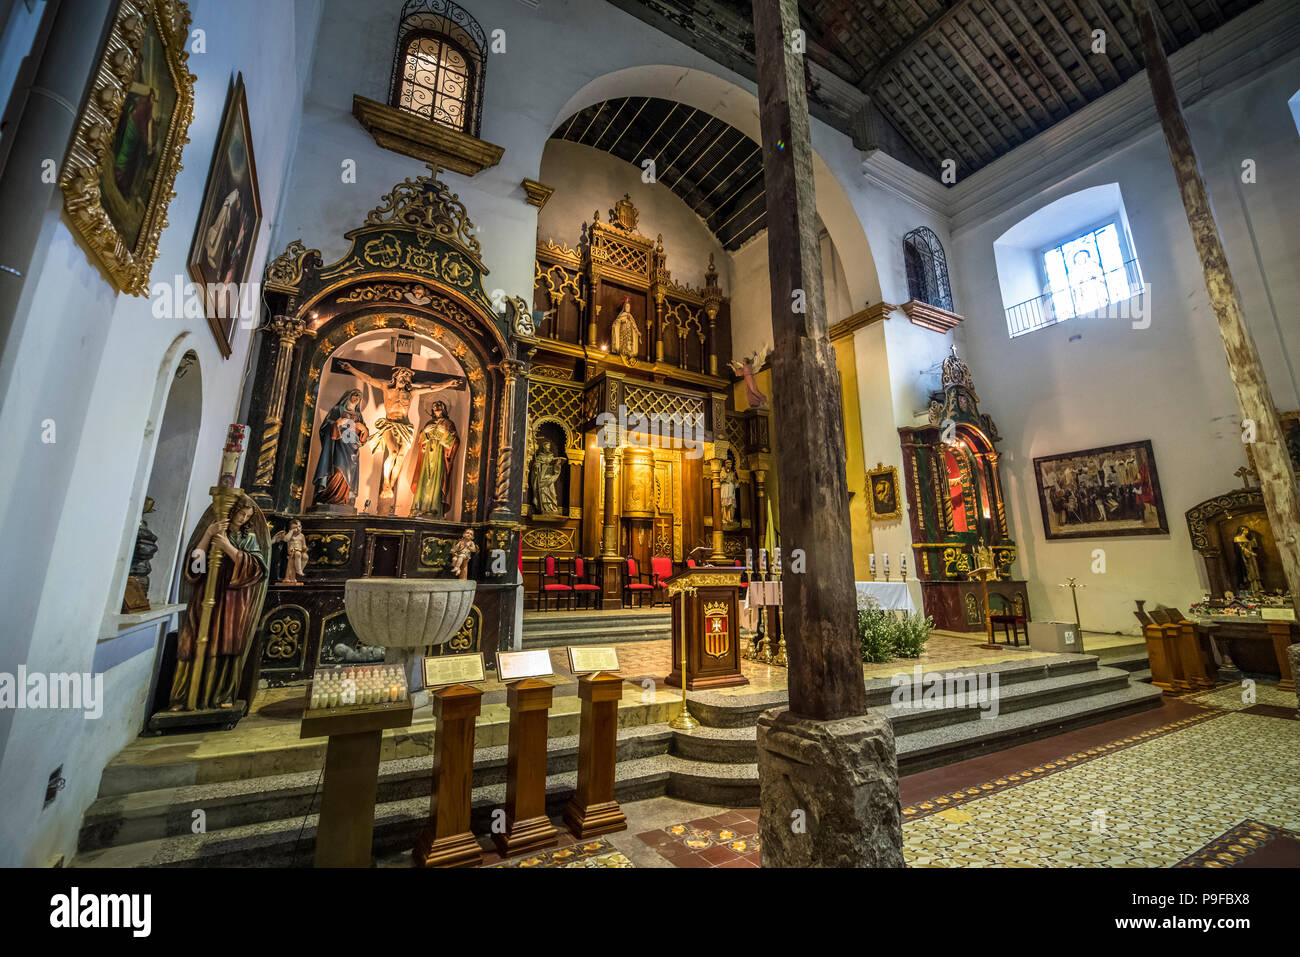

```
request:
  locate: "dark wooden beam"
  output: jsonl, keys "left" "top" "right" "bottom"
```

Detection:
{"left": 947, "top": 18, "right": 1043, "bottom": 133}
{"left": 892, "top": 63, "right": 985, "bottom": 167}
{"left": 1055, "top": 0, "right": 1123, "bottom": 84}
{"left": 1135, "top": 0, "right": 1300, "bottom": 613}
{"left": 963, "top": 2, "right": 1061, "bottom": 120}
{"left": 1077, "top": 0, "right": 1141, "bottom": 73}
{"left": 860, "top": 0, "right": 973, "bottom": 90}
{"left": 903, "top": 56, "right": 999, "bottom": 158}
{"left": 918, "top": 43, "right": 1014, "bottom": 152}
{"left": 1002, "top": 0, "right": 1087, "bottom": 106}
{"left": 1029, "top": 0, "right": 1105, "bottom": 94}
{"left": 752, "top": 0, "right": 868, "bottom": 721}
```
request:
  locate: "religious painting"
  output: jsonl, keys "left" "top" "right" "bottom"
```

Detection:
{"left": 60, "top": 0, "right": 195, "bottom": 296}
{"left": 1033, "top": 440, "right": 1168, "bottom": 540}
{"left": 866, "top": 462, "right": 902, "bottom": 522}
{"left": 188, "top": 74, "right": 263, "bottom": 357}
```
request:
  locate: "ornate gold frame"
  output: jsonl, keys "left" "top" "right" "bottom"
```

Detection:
{"left": 867, "top": 462, "right": 903, "bottom": 523}
{"left": 60, "top": 0, "right": 195, "bottom": 296}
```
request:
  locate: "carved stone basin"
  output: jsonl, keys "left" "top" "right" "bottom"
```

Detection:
{"left": 344, "top": 577, "right": 477, "bottom": 707}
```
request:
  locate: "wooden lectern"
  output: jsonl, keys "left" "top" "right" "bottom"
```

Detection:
{"left": 663, "top": 566, "right": 749, "bottom": 690}
{"left": 414, "top": 684, "right": 484, "bottom": 868}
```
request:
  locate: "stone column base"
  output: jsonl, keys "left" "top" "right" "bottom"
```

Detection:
{"left": 756, "top": 708, "right": 904, "bottom": 868}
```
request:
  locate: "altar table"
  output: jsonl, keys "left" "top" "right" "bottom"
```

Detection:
{"left": 855, "top": 581, "right": 916, "bottom": 613}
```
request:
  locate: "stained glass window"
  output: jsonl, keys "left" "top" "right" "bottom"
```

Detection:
{"left": 1041, "top": 222, "right": 1134, "bottom": 321}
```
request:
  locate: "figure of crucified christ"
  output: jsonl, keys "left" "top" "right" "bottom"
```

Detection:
{"left": 336, "top": 360, "right": 464, "bottom": 514}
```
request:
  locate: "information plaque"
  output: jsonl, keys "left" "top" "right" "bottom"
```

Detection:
{"left": 497, "top": 649, "right": 555, "bottom": 681}
{"left": 567, "top": 646, "right": 620, "bottom": 675}
{"left": 422, "top": 652, "right": 487, "bottom": 689}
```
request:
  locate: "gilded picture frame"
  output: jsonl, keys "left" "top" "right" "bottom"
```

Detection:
{"left": 187, "top": 73, "right": 263, "bottom": 358}
{"left": 867, "top": 462, "right": 902, "bottom": 522}
{"left": 59, "top": 0, "right": 195, "bottom": 296}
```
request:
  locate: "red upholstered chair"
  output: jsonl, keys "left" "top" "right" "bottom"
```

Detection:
{"left": 571, "top": 556, "right": 602, "bottom": 610}
{"left": 623, "top": 557, "right": 654, "bottom": 608}
{"left": 539, "top": 554, "right": 573, "bottom": 612}
{"left": 650, "top": 555, "right": 673, "bottom": 606}
{"left": 686, "top": 559, "right": 697, "bottom": 569}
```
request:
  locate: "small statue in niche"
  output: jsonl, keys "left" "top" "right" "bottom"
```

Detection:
{"left": 312, "top": 389, "right": 369, "bottom": 508}
{"left": 1233, "top": 525, "right": 1264, "bottom": 596}
{"left": 411, "top": 400, "right": 459, "bottom": 517}
{"left": 720, "top": 458, "right": 741, "bottom": 528}
{"left": 450, "top": 528, "right": 478, "bottom": 580}
{"left": 122, "top": 496, "right": 159, "bottom": 613}
{"left": 271, "top": 519, "right": 309, "bottom": 586}
{"left": 530, "top": 437, "right": 563, "bottom": 514}
{"left": 728, "top": 348, "right": 770, "bottom": 409}
{"left": 610, "top": 297, "right": 641, "bottom": 358}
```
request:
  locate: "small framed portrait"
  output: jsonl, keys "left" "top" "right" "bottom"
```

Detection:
{"left": 867, "top": 462, "right": 902, "bottom": 522}
{"left": 59, "top": 0, "right": 195, "bottom": 295}
{"left": 1033, "top": 439, "right": 1169, "bottom": 540}
{"left": 188, "top": 73, "right": 263, "bottom": 357}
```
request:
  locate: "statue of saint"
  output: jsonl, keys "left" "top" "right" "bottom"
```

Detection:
{"left": 610, "top": 297, "right": 641, "bottom": 358}
{"left": 123, "top": 496, "right": 159, "bottom": 612}
{"left": 1233, "top": 526, "right": 1263, "bottom": 595}
{"left": 313, "top": 389, "right": 369, "bottom": 507}
{"left": 336, "top": 360, "right": 463, "bottom": 514}
{"left": 530, "top": 438, "right": 563, "bottom": 514}
{"left": 720, "top": 459, "right": 740, "bottom": 527}
{"left": 411, "top": 400, "right": 459, "bottom": 517}
{"left": 272, "top": 519, "right": 309, "bottom": 586}
{"left": 169, "top": 495, "right": 269, "bottom": 711}
{"left": 450, "top": 528, "right": 478, "bottom": 580}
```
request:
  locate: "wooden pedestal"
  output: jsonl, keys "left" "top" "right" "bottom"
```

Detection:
{"left": 299, "top": 700, "right": 413, "bottom": 868}
{"left": 1173, "top": 621, "right": 1216, "bottom": 690}
{"left": 414, "top": 684, "right": 483, "bottom": 868}
{"left": 664, "top": 568, "right": 749, "bottom": 690}
{"left": 1144, "top": 623, "right": 1189, "bottom": 694}
{"left": 563, "top": 671, "right": 627, "bottom": 839}
{"left": 495, "top": 678, "right": 559, "bottom": 857}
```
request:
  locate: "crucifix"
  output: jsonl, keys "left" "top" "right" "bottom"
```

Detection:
{"left": 331, "top": 335, "right": 464, "bottom": 514}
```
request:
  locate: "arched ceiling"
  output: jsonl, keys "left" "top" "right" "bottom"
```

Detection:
{"left": 551, "top": 96, "right": 768, "bottom": 250}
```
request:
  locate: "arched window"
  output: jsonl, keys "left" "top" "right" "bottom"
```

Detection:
{"left": 902, "top": 226, "right": 953, "bottom": 312}
{"left": 388, "top": 0, "right": 486, "bottom": 136}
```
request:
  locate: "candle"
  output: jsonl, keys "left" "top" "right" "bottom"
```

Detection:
{"left": 759, "top": 548, "right": 767, "bottom": 575}
{"left": 218, "top": 424, "right": 247, "bottom": 488}
{"left": 870, "top": 553, "right": 876, "bottom": 574}
{"left": 745, "top": 548, "right": 753, "bottom": 571}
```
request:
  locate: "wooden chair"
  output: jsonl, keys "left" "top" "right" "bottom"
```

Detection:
{"left": 571, "top": 556, "right": 602, "bottom": 610}
{"left": 622, "top": 557, "right": 654, "bottom": 608}
{"left": 988, "top": 594, "right": 1027, "bottom": 647}
{"left": 538, "top": 554, "right": 573, "bottom": 612}
{"left": 650, "top": 555, "right": 673, "bottom": 606}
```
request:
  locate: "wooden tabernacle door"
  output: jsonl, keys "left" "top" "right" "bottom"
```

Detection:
{"left": 664, "top": 567, "right": 748, "bottom": 690}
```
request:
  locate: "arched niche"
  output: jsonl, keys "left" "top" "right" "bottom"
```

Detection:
{"left": 286, "top": 286, "right": 503, "bottom": 525}
{"left": 109, "top": 341, "right": 203, "bottom": 624}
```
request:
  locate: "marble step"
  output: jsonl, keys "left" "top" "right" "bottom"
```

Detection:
{"left": 521, "top": 610, "right": 671, "bottom": 646}
{"left": 77, "top": 726, "right": 672, "bottom": 854}
{"left": 661, "top": 680, "right": 1167, "bottom": 801}
{"left": 1130, "top": 668, "right": 1153, "bottom": 683}
{"left": 1099, "top": 652, "right": 1151, "bottom": 673}
{"left": 670, "top": 666, "right": 1138, "bottom": 763}
{"left": 73, "top": 756, "right": 675, "bottom": 868}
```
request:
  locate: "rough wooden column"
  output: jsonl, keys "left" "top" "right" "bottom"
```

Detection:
{"left": 751, "top": 0, "right": 902, "bottom": 869}
{"left": 753, "top": 0, "right": 866, "bottom": 720}
{"left": 1136, "top": 0, "right": 1300, "bottom": 615}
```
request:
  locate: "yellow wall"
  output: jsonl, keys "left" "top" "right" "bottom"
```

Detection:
{"left": 832, "top": 337, "right": 874, "bottom": 577}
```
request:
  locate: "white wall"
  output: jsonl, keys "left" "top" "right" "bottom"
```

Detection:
{"left": 950, "top": 57, "right": 1300, "bottom": 635}
{"left": 0, "top": 0, "right": 320, "bottom": 866}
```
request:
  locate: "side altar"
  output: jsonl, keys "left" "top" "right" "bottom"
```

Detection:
{"left": 664, "top": 565, "right": 748, "bottom": 690}
{"left": 238, "top": 167, "right": 532, "bottom": 685}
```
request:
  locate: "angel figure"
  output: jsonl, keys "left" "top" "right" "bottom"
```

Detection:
{"left": 450, "top": 528, "right": 478, "bottom": 580}
{"left": 728, "top": 348, "right": 771, "bottom": 409}
{"left": 272, "top": 519, "right": 309, "bottom": 586}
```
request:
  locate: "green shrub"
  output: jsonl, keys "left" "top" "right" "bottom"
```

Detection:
{"left": 856, "top": 600, "right": 933, "bottom": 662}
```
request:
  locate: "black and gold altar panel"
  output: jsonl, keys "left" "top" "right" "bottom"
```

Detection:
{"left": 238, "top": 166, "right": 529, "bottom": 679}
{"left": 899, "top": 351, "right": 1023, "bottom": 632}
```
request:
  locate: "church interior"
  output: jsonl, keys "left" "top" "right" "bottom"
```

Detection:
{"left": 0, "top": 0, "right": 1298, "bottom": 889}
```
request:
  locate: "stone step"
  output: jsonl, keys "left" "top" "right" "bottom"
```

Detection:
{"left": 1099, "top": 652, "right": 1151, "bottom": 673}
{"left": 1130, "top": 668, "right": 1153, "bottom": 683}
{"left": 77, "top": 727, "right": 671, "bottom": 853}
{"left": 73, "top": 756, "right": 674, "bottom": 868}
{"left": 522, "top": 610, "right": 672, "bottom": 647}
{"left": 670, "top": 666, "right": 1137, "bottom": 764}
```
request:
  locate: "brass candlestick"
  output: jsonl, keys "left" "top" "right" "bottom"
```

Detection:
{"left": 668, "top": 585, "right": 698, "bottom": 730}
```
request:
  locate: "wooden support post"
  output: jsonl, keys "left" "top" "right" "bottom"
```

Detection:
{"left": 414, "top": 684, "right": 483, "bottom": 867}
{"left": 300, "top": 701, "right": 413, "bottom": 868}
{"left": 563, "top": 671, "right": 627, "bottom": 838}
{"left": 1136, "top": 0, "right": 1300, "bottom": 616}
{"left": 495, "top": 678, "right": 559, "bottom": 857}
{"left": 752, "top": 0, "right": 867, "bottom": 721}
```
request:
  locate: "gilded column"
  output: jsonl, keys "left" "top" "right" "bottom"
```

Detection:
{"left": 709, "top": 456, "right": 727, "bottom": 562}
{"left": 753, "top": 467, "right": 768, "bottom": 546}
{"left": 986, "top": 452, "right": 1008, "bottom": 539}
{"left": 252, "top": 313, "right": 308, "bottom": 503}
{"left": 601, "top": 445, "right": 620, "bottom": 557}
{"left": 492, "top": 358, "right": 527, "bottom": 518}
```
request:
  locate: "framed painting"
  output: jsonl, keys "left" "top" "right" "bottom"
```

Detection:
{"left": 187, "top": 73, "right": 263, "bottom": 357}
{"left": 867, "top": 462, "right": 902, "bottom": 522}
{"left": 60, "top": 0, "right": 195, "bottom": 296}
{"left": 1033, "top": 440, "right": 1169, "bottom": 540}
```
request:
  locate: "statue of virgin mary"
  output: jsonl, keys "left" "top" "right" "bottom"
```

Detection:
{"left": 312, "top": 389, "right": 369, "bottom": 507}
{"left": 411, "top": 401, "right": 459, "bottom": 517}
{"left": 610, "top": 297, "right": 641, "bottom": 358}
